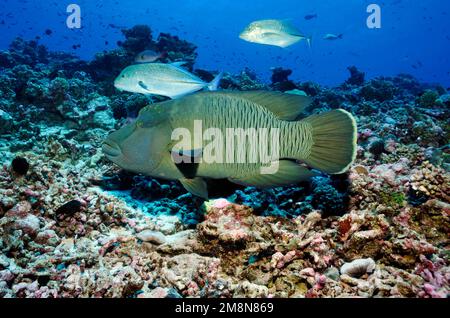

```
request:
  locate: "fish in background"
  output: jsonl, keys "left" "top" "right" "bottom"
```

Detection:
{"left": 304, "top": 14, "right": 318, "bottom": 20}
{"left": 134, "top": 49, "right": 166, "bottom": 63}
{"left": 108, "top": 23, "right": 127, "bottom": 29}
{"left": 239, "top": 19, "right": 312, "bottom": 48}
{"left": 323, "top": 33, "right": 343, "bottom": 40}
{"left": 114, "top": 62, "right": 223, "bottom": 99}
{"left": 102, "top": 91, "right": 357, "bottom": 199}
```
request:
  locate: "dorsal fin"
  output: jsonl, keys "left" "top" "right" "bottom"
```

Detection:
{"left": 279, "top": 19, "right": 303, "bottom": 36}
{"left": 213, "top": 91, "right": 312, "bottom": 121}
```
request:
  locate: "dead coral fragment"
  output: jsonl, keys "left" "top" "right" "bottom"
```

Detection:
{"left": 340, "top": 258, "right": 376, "bottom": 278}
{"left": 136, "top": 230, "right": 166, "bottom": 245}
{"left": 198, "top": 199, "right": 255, "bottom": 245}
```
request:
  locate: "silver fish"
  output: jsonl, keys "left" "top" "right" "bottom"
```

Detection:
{"left": 114, "top": 62, "right": 223, "bottom": 99}
{"left": 239, "top": 19, "right": 311, "bottom": 48}
{"left": 323, "top": 33, "right": 343, "bottom": 40}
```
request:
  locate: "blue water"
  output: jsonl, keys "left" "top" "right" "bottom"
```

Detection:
{"left": 1, "top": 0, "right": 449, "bottom": 86}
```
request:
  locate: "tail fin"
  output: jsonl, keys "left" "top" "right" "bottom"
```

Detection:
{"left": 302, "top": 109, "right": 357, "bottom": 174}
{"left": 207, "top": 72, "right": 223, "bottom": 91}
{"left": 338, "top": 34, "right": 344, "bottom": 39}
{"left": 306, "top": 36, "right": 312, "bottom": 48}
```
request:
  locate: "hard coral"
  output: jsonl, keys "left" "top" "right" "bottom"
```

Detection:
{"left": 120, "top": 25, "right": 153, "bottom": 54}
{"left": 360, "top": 78, "right": 397, "bottom": 102}
{"left": 345, "top": 66, "right": 365, "bottom": 86}
{"left": 417, "top": 90, "right": 439, "bottom": 108}
{"left": 156, "top": 33, "right": 197, "bottom": 70}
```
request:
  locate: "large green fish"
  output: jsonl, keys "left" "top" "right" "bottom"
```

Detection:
{"left": 102, "top": 91, "right": 357, "bottom": 199}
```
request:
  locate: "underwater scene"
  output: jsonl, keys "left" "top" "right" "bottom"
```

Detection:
{"left": 0, "top": 0, "right": 449, "bottom": 300}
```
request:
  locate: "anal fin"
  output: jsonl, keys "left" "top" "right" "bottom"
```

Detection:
{"left": 180, "top": 177, "right": 208, "bottom": 199}
{"left": 229, "top": 160, "right": 318, "bottom": 188}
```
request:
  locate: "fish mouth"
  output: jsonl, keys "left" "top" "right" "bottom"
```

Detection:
{"left": 113, "top": 81, "right": 124, "bottom": 91}
{"left": 102, "top": 140, "right": 122, "bottom": 158}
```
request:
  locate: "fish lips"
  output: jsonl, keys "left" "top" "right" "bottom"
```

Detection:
{"left": 113, "top": 82, "right": 124, "bottom": 92}
{"left": 102, "top": 139, "right": 122, "bottom": 158}
{"left": 113, "top": 78, "right": 127, "bottom": 91}
{"left": 239, "top": 32, "right": 248, "bottom": 40}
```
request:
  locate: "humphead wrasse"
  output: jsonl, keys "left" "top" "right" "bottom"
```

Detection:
{"left": 103, "top": 91, "right": 357, "bottom": 199}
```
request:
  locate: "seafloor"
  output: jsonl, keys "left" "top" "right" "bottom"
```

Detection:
{"left": 0, "top": 25, "right": 448, "bottom": 298}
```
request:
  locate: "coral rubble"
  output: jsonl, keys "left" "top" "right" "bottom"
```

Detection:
{"left": 0, "top": 26, "right": 448, "bottom": 298}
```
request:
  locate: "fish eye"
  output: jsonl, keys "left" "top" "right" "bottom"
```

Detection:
{"left": 121, "top": 75, "right": 125, "bottom": 78}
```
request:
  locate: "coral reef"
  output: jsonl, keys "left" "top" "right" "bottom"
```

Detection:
{"left": 0, "top": 26, "right": 449, "bottom": 298}
{"left": 345, "top": 66, "right": 365, "bottom": 86}
{"left": 270, "top": 67, "right": 297, "bottom": 92}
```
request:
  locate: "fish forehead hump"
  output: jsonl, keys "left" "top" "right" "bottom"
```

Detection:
{"left": 137, "top": 100, "right": 174, "bottom": 128}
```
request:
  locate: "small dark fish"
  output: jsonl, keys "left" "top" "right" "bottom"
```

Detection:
{"left": 108, "top": 23, "right": 127, "bottom": 29}
{"left": 134, "top": 50, "right": 164, "bottom": 63}
{"left": 55, "top": 200, "right": 82, "bottom": 216}
{"left": 44, "top": 29, "right": 52, "bottom": 35}
{"left": 323, "top": 33, "right": 343, "bottom": 40}
{"left": 304, "top": 14, "right": 318, "bottom": 20}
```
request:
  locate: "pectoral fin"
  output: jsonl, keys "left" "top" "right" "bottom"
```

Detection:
{"left": 229, "top": 160, "right": 318, "bottom": 188}
{"left": 138, "top": 81, "right": 150, "bottom": 91}
{"left": 171, "top": 149, "right": 202, "bottom": 179}
{"left": 179, "top": 177, "right": 208, "bottom": 199}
